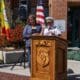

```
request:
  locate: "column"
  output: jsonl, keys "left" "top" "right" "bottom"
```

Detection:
{"left": 49, "top": 0, "right": 67, "bottom": 39}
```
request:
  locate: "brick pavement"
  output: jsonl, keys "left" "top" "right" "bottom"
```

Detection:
{"left": 0, "top": 72, "right": 30, "bottom": 80}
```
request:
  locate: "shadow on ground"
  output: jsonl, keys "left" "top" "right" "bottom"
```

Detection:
{"left": 67, "top": 68, "right": 80, "bottom": 80}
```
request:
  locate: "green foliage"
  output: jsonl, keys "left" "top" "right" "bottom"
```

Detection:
{"left": 67, "top": 50, "right": 80, "bottom": 61}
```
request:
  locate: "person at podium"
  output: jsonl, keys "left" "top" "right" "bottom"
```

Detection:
{"left": 23, "top": 14, "right": 42, "bottom": 67}
{"left": 43, "top": 17, "right": 61, "bottom": 36}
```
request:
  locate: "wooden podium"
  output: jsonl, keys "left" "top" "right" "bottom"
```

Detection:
{"left": 31, "top": 36, "right": 67, "bottom": 80}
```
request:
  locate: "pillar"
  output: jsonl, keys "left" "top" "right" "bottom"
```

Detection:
{"left": 49, "top": 0, "right": 67, "bottom": 39}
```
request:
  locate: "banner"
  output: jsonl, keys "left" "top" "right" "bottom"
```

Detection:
{"left": 0, "top": 0, "right": 10, "bottom": 40}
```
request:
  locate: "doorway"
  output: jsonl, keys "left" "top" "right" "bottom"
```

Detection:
{"left": 67, "top": 6, "right": 80, "bottom": 47}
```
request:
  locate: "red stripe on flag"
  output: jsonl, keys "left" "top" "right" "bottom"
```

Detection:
{"left": 36, "top": 9, "right": 44, "bottom": 12}
{"left": 1, "top": 27, "right": 6, "bottom": 34}
{"left": 36, "top": 15, "right": 45, "bottom": 19}
{"left": 1, "top": 27, "right": 11, "bottom": 40}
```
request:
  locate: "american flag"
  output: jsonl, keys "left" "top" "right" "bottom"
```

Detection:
{"left": 36, "top": 0, "right": 45, "bottom": 25}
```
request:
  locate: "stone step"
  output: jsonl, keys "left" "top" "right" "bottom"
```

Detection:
{"left": 0, "top": 49, "right": 28, "bottom": 64}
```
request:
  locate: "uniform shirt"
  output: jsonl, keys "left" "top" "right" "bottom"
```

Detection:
{"left": 43, "top": 26, "right": 61, "bottom": 36}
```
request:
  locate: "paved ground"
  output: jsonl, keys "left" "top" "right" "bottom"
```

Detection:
{"left": 0, "top": 62, "right": 30, "bottom": 76}
{"left": 0, "top": 60, "right": 80, "bottom": 80}
{"left": 0, "top": 72, "right": 28, "bottom": 80}
{"left": 67, "top": 60, "right": 80, "bottom": 80}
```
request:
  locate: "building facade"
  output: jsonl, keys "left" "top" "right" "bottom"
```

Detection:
{"left": 5, "top": 0, "right": 80, "bottom": 47}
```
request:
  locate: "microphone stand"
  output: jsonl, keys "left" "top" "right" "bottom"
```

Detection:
{"left": 11, "top": 39, "right": 27, "bottom": 70}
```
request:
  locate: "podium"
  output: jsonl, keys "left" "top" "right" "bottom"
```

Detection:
{"left": 31, "top": 36, "right": 67, "bottom": 80}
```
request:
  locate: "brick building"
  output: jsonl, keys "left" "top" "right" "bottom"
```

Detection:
{"left": 5, "top": 0, "right": 80, "bottom": 47}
